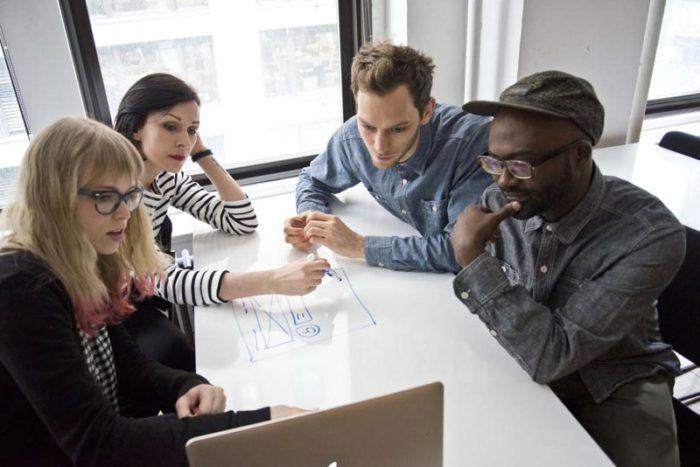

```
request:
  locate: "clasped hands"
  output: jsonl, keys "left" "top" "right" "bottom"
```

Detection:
{"left": 283, "top": 211, "right": 365, "bottom": 259}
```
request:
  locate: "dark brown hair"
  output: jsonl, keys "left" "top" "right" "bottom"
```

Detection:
{"left": 114, "top": 73, "right": 200, "bottom": 145}
{"left": 350, "top": 42, "right": 435, "bottom": 113}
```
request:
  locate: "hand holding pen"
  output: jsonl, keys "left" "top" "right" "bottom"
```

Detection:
{"left": 307, "top": 253, "right": 342, "bottom": 282}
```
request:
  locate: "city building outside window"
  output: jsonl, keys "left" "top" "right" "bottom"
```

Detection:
{"left": 84, "top": 0, "right": 344, "bottom": 176}
{"left": 0, "top": 39, "right": 30, "bottom": 208}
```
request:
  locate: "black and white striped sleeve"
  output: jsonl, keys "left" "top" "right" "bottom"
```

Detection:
{"left": 169, "top": 171, "right": 258, "bottom": 235}
{"left": 156, "top": 262, "right": 228, "bottom": 306}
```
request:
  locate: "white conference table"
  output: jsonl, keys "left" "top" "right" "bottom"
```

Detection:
{"left": 192, "top": 142, "right": 698, "bottom": 466}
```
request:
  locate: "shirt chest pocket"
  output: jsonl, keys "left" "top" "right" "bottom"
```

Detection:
{"left": 548, "top": 274, "right": 583, "bottom": 309}
{"left": 419, "top": 198, "right": 448, "bottom": 234}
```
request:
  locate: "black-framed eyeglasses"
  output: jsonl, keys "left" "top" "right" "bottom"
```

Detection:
{"left": 477, "top": 138, "right": 590, "bottom": 180}
{"left": 77, "top": 187, "right": 144, "bottom": 215}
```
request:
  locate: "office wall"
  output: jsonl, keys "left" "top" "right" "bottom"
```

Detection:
{"left": 375, "top": 0, "right": 468, "bottom": 107}
{"left": 380, "top": 0, "right": 652, "bottom": 146}
{"left": 0, "top": 0, "right": 85, "bottom": 133}
{"left": 518, "top": 0, "right": 651, "bottom": 146}
{"left": 405, "top": 0, "right": 467, "bottom": 107}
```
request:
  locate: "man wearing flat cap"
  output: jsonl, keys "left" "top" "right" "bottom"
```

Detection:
{"left": 452, "top": 71, "right": 684, "bottom": 466}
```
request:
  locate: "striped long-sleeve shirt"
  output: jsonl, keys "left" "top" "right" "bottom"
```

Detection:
{"left": 144, "top": 170, "right": 258, "bottom": 306}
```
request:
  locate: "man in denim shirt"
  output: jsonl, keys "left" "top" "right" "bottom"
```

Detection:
{"left": 452, "top": 71, "right": 685, "bottom": 466}
{"left": 284, "top": 42, "right": 491, "bottom": 272}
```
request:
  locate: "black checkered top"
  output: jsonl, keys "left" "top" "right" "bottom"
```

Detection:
{"left": 78, "top": 326, "right": 118, "bottom": 411}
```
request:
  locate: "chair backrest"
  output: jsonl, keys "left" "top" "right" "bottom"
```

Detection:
{"left": 186, "top": 382, "right": 444, "bottom": 467}
{"left": 659, "top": 131, "right": 700, "bottom": 161}
{"left": 658, "top": 226, "right": 700, "bottom": 365}
{"left": 155, "top": 214, "right": 173, "bottom": 253}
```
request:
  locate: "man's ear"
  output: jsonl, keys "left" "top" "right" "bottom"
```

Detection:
{"left": 420, "top": 98, "right": 436, "bottom": 124}
{"left": 575, "top": 142, "right": 592, "bottom": 166}
{"left": 131, "top": 130, "right": 141, "bottom": 141}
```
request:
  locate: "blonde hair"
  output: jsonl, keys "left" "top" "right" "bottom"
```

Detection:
{"left": 0, "top": 117, "right": 167, "bottom": 334}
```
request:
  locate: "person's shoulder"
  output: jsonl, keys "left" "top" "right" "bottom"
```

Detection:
{"left": 0, "top": 249, "right": 52, "bottom": 283}
{"left": 0, "top": 249, "right": 62, "bottom": 305}
{"left": 600, "top": 176, "right": 682, "bottom": 232}
{"left": 154, "top": 170, "right": 183, "bottom": 190}
{"left": 430, "top": 103, "right": 490, "bottom": 141}
{"left": 339, "top": 115, "right": 362, "bottom": 142}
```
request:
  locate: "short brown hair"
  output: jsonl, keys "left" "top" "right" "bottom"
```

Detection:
{"left": 350, "top": 42, "right": 435, "bottom": 113}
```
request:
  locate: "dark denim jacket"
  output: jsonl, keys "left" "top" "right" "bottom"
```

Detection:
{"left": 453, "top": 165, "right": 685, "bottom": 402}
{"left": 296, "top": 104, "right": 492, "bottom": 272}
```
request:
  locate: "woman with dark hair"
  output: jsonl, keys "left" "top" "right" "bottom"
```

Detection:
{"left": 114, "top": 73, "right": 328, "bottom": 378}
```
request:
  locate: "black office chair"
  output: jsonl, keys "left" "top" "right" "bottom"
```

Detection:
{"left": 157, "top": 215, "right": 195, "bottom": 346}
{"left": 658, "top": 131, "right": 700, "bottom": 161}
{"left": 657, "top": 226, "right": 700, "bottom": 466}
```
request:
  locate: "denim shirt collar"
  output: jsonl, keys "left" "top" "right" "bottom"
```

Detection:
{"left": 394, "top": 123, "right": 433, "bottom": 179}
{"left": 524, "top": 164, "right": 606, "bottom": 245}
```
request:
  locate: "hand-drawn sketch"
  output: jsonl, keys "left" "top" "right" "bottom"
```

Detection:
{"left": 232, "top": 268, "right": 376, "bottom": 362}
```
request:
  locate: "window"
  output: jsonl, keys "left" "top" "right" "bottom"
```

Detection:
{"left": 80, "top": 0, "right": 348, "bottom": 177}
{"left": 0, "top": 38, "right": 30, "bottom": 207}
{"left": 647, "top": 0, "right": 700, "bottom": 113}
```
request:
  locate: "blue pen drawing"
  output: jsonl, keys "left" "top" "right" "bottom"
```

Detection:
{"left": 232, "top": 268, "right": 376, "bottom": 362}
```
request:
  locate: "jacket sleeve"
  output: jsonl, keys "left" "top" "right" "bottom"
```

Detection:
{"left": 296, "top": 126, "right": 361, "bottom": 214}
{"left": 0, "top": 272, "right": 269, "bottom": 467}
{"left": 452, "top": 225, "right": 686, "bottom": 384}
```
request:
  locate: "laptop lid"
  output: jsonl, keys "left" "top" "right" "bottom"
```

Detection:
{"left": 186, "top": 381, "right": 444, "bottom": 467}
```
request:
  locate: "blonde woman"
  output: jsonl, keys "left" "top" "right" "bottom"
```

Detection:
{"left": 115, "top": 73, "right": 329, "bottom": 373}
{"left": 0, "top": 117, "right": 302, "bottom": 467}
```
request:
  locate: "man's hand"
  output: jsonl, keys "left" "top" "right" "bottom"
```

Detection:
{"left": 451, "top": 202, "right": 520, "bottom": 268}
{"left": 303, "top": 211, "right": 365, "bottom": 259}
{"left": 283, "top": 213, "right": 313, "bottom": 250}
{"left": 175, "top": 384, "right": 226, "bottom": 418}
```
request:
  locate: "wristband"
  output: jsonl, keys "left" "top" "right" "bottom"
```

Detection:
{"left": 191, "top": 148, "right": 213, "bottom": 162}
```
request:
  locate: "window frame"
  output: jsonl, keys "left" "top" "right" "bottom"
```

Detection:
{"left": 646, "top": 93, "right": 700, "bottom": 115}
{"left": 58, "top": 0, "right": 371, "bottom": 185}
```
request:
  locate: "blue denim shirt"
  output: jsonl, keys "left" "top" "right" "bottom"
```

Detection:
{"left": 453, "top": 165, "right": 685, "bottom": 402}
{"left": 296, "top": 104, "right": 492, "bottom": 272}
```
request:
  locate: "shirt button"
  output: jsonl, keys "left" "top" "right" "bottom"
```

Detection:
{"left": 545, "top": 225, "right": 553, "bottom": 232}
{"left": 490, "top": 329, "right": 498, "bottom": 337}
{"left": 540, "top": 265, "right": 548, "bottom": 274}
{"left": 460, "top": 291, "right": 469, "bottom": 300}
{"left": 402, "top": 179, "right": 408, "bottom": 186}
{"left": 401, "top": 209, "right": 407, "bottom": 215}
{"left": 432, "top": 205, "right": 438, "bottom": 212}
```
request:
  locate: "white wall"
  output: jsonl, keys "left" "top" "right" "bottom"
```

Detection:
{"left": 376, "top": 0, "right": 468, "bottom": 107}
{"left": 517, "top": 0, "right": 651, "bottom": 146}
{"left": 405, "top": 0, "right": 467, "bottom": 107}
{"left": 0, "top": 0, "right": 85, "bottom": 134}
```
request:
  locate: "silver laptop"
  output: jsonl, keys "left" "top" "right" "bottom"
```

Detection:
{"left": 186, "top": 381, "right": 443, "bottom": 467}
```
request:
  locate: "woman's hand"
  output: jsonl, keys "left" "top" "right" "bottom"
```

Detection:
{"left": 268, "top": 258, "right": 330, "bottom": 296}
{"left": 270, "top": 405, "right": 311, "bottom": 420}
{"left": 191, "top": 134, "right": 208, "bottom": 157}
{"left": 175, "top": 384, "right": 227, "bottom": 418}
